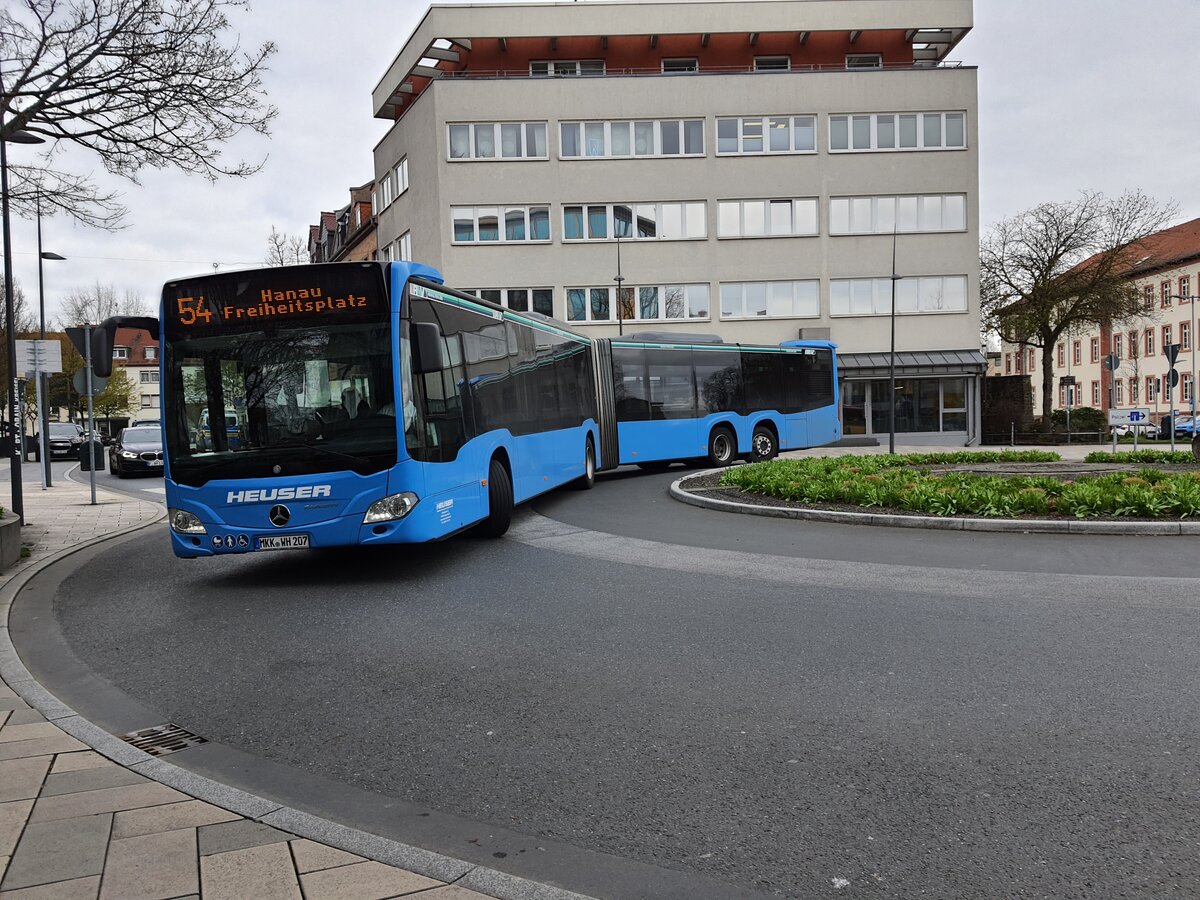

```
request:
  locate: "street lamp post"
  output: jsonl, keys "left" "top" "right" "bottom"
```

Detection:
{"left": 1, "top": 81, "right": 47, "bottom": 525}
{"left": 613, "top": 232, "right": 625, "bottom": 337}
{"left": 36, "top": 193, "right": 65, "bottom": 489}
{"left": 888, "top": 227, "right": 898, "bottom": 454}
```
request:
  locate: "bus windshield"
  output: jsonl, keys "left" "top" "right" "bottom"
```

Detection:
{"left": 162, "top": 264, "right": 396, "bottom": 486}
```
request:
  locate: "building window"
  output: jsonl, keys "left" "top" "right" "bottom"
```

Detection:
{"left": 394, "top": 157, "right": 409, "bottom": 194}
{"left": 1146, "top": 376, "right": 1156, "bottom": 402}
{"left": 661, "top": 58, "right": 698, "bottom": 72}
{"left": 1162, "top": 281, "right": 1172, "bottom": 306}
{"left": 754, "top": 56, "right": 790, "bottom": 71}
{"left": 1163, "top": 325, "right": 1173, "bottom": 349}
{"left": 560, "top": 119, "right": 704, "bottom": 158}
{"left": 397, "top": 232, "right": 412, "bottom": 261}
{"left": 379, "top": 172, "right": 394, "bottom": 208}
{"left": 1180, "top": 275, "right": 1192, "bottom": 302}
{"left": 716, "top": 116, "right": 816, "bottom": 155}
{"left": 1090, "top": 337, "right": 1099, "bottom": 363}
{"left": 719, "top": 281, "right": 820, "bottom": 319}
{"left": 845, "top": 54, "right": 883, "bottom": 69}
{"left": 1145, "top": 329, "right": 1155, "bottom": 356}
{"left": 1028, "top": 349, "right": 1035, "bottom": 371}
{"left": 830, "top": 194, "right": 967, "bottom": 235}
{"left": 1005, "top": 353, "right": 1011, "bottom": 375}
{"left": 113, "top": 346, "right": 129, "bottom": 360}
{"left": 452, "top": 206, "right": 550, "bottom": 243}
{"left": 139, "top": 370, "right": 159, "bottom": 383}
{"left": 829, "top": 111, "right": 966, "bottom": 152}
{"left": 566, "top": 283, "right": 709, "bottom": 323}
{"left": 1185, "top": 373, "right": 1195, "bottom": 404}
{"left": 1091, "top": 381, "right": 1100, "bottom": 406}
{"left": 1182, "top": 321, "right": 1191, "bottom": 351}
{"left": 1130, "top": 378, "right": 1138, "bottom": 404}
{"left": 829, "top": 275, "right": 967, "bottom": 316}
{"left": 1115, "top": 379, "right": 1124, "bottom": 405}
{"left": 448, "top": 122, "right": 548, "bottom": 160}
{"left": 1113, "top": 334, "right": 1122, "bottom": 359}
{"left": 718, "top": 198, "right": 818, "bottom": 238}
{"left": 563, "top": 202, "right": 706, "bottom": 241}
{"left": 470, "top": 287, "right": 554, "bottom": 317}
{"left": 1072, "top": 341, "right": 1082, "bottom": 366}
{"left": 530, "top": 60, "right": 604, "bottom": 76}
{"left": 1058, "top": 383, "right": 1066, "bottom": 407}
{"left": 1014, "top": 352, "right": 1022, "bottom": 374}
{"left": 1056, "top": 343, "right": 1065, "bottom": 367}
{"left": 1128, "top": 331, "right": 1137, "bottom": 357}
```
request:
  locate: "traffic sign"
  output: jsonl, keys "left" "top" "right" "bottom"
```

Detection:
{"left": 14, "top": 340, "right": 63, "bottom": 375}
{"left": 72, "top": 370, "right": 108, "bottom": 396}
{"left": 1103, "top": 352, "right": 1121, "bottom": 371}
{"left": 1165, "top": 342, "right": 1182, "bottom": 366}
{"left": 1060, "top": 375, "right": 1076, "bottom": 385}
{"left": 1108, "top": 407, "right": 1152, "bottom": 426}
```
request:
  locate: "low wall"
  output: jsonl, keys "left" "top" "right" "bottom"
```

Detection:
{"left": 0, "top": 514, "right": 20, "bottom": 572}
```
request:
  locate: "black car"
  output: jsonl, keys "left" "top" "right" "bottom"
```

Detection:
{"left": 46, "top": 422, "right": 86, "bottom": 460}
{"left": 108, "top": 426, "right": 164, "bottom": 478}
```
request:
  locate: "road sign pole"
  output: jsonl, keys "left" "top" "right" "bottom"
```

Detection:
{"left": 34, "top": 368, "right": 45, "bottom": 490}
{"left": 84, "top": 325, "right": 96, "bottom": 506}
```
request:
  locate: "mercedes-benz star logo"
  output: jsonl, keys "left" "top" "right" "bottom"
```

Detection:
{"left": 268, "top": 505, "right": 291, "bottom": 528}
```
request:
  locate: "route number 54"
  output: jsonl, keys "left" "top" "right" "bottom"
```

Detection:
{"left": 176, "top": 296, "right": 213, "bottom": 326}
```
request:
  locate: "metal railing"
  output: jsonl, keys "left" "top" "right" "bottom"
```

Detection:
{"left": 435, "top": 60, "right": 966, "bottom": 81}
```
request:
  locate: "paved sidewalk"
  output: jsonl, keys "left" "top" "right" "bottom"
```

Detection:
{"left": 0, "top": 469, "right": 492, "bottom": 900}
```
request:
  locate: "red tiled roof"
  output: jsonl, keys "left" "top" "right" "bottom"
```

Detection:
{"left": 1123, "top": 216, "right": 1200, "bottom": 278}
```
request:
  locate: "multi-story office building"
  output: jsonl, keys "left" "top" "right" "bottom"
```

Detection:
{"left": 371, "top": 0, "right": 982, "bottom": 445}
{"left": 999, "top": 217, "right": 1200, "bottom": 422}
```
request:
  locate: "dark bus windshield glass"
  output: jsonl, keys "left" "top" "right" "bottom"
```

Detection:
{"left": 162, "top": 265, "right": 396, "bottom": 486}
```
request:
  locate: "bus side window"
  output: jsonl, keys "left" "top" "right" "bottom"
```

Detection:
{"left": 613, "top": 346, "right": 650, "bottom": 421}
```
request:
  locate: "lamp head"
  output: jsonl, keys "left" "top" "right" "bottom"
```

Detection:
{"left": 4, "top": 130, "right": 44, "bottom": 145}
{"left": 40, "top": 252, "right": 65, "bottom": 261}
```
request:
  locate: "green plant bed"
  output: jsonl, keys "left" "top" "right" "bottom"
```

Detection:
{"left": 719, "top": 454, "right": 1200, "bottom": 519}
{"left": 1084, "top": 450, "right": 1197, "bottom": 464}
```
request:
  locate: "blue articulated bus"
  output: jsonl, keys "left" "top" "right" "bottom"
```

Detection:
{"left": 144, "top": 261, "right": 839, "bottom": 558}
{"left": 159, "top": 261, "right": 598, "bottom": 557}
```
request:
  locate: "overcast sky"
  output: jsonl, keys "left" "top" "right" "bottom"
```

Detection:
{"left": 6, "top": 0, "right": 1198, "bottom": 327}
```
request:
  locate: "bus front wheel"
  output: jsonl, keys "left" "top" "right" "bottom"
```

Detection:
{"left": 749, "top": 425, "right": 778, "bottom": 462}
{"left": 707, "top": 426, "right": 737, "bottom": 467}
{"left": 478, "top": 458, "right": 513, "bottom": 537}
{"left": 571, "top": 438, "right": 596, "bottom": 490}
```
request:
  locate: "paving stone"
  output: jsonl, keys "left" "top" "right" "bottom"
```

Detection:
{"left": 0, "top": 758, "right": 51, "bottom": 803}
{"left": 98, "top": 827, "right": 197, "bottom": 900}
{"left": 0, "top": 687, "right": 15, "bottom": 701}
{"left": 0, "top": 713, "right": 8, "bottom": 729}
{"left": 200, "top": 843, "right": 301, "bottom": 900}
{"left": 1, "top": 713, "right": 43, "bottom": 728}
{"left": 0, "top": 700, "right": 30, "bottom": 713}
{"left": 298, "top": 860, "right": 441, "bottom": 899}
{"left": 30, "top": 783, "right": 187, "bottom": 823}
{"left": 288, "top": 838, "right": 364, "bottom": 874}
{"left": 48, "top": 754, "right": 106, "bottom": 775}
{"left": 0, "top": 736, "right": 87, "bottom": 763}
{"left": 113, "top": 800, "right": 239, "bottom": 840}
{"left": 0, "top": 855, "right": 7, "bottom": 887}
{"left": 0, "top": 874, "right": 101, "bottom": 899}
{"left": 1, "top": 814, "right": 111, "bottom": 891}
{"left": 40, "top": 766, "right": 146, "bottom": 798}
{"left": 0, "top": 802, "right": 34, "bottom": 858}
{"left": 0, "top": 724, "right": 61, "bottom": 745}
{"left": 197, "top": 819, "right": 292, "bottom": 856}
{"left": 420, "top": 887, "right": 497, "bottom": 900}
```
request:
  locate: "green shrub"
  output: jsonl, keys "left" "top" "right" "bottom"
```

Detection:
{"left": 1085, "top": 450, "right": 1196, "bottom": 464}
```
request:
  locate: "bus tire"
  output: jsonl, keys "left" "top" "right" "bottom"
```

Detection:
{"left": 478, "top": 458, "right": 513, "bottom": 537}
{"left": 572, "top": 438, "right": 596, "bottom": 490}
{"left": 706, "top": 426, "right": 737, "bottom": 467}
{"left": 749, "top": 424, "right": 778, "bottom": 462}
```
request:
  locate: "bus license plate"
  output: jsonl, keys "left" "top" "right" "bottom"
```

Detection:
{"left": 254, "top": 534, "right": 310, "bottom": 551}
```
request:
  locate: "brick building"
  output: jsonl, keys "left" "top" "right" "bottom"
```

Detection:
{"left": 309, "top": 182, "right": 378, "bottom": 263}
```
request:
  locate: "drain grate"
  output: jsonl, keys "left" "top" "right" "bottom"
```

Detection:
{"left": 120, "top": 723, "right": 208, "bottom": 756}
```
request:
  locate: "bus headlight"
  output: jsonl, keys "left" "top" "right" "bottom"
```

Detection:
{"left": 363, "top": 493, "right": 419, "bottom": 524}
{"left": 168, "top": 509, "right": 206, "bottom": 534}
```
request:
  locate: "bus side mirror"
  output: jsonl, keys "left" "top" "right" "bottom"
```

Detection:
{"left": 411, "top": 322, "right": 444, "bottom": 374}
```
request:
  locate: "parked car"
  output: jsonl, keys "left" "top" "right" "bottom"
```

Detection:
{"left": 131, "top": 418, "right": 160, "bottom": 428}
{"left": 1113, "top": 423, "right": 1158, "bottom": 438}
{"left": 44, "top": 422, "right": 86, "bottom": 460}
{"left": 108, "top": 426, "right": 165, "bottom": 478}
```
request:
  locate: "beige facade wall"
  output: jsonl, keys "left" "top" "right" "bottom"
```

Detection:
{"left": 374, "top": 66, "right": 979, "bottom": 353}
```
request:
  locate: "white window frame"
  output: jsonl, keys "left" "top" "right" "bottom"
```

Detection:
{"left": 828, "top": 111, "right": 967, "bottom": 152}
{"left": 1182, "top": 321, "right": 1191, "bottom": 351}
{"left": 469, "top": 287, "right": 555, "bottom": 317}
{"left": 530, "top": 60, "right": 605, "bottom": 76}
{"left": 559, "top": 119, "right": 705, "bottom": 159}
{"left": 565, "top": 283, "right": 710, "bottom": 324}
{"left": 846, "top": 54, "right": 883, "bottom": 69}
{"left": 562, "top": 202, "right": 707, "bottom": 242}
{"left": 754, "top": 56, "right": 791, "bottom": 71}
{"left": 717, "top": 198, "right": 818, "bottom": 239}
{"left": 715, "top": 115, "right": 817, "bottom": 155}
{"left": 397, "top": 232, "right": 412, "bottom": 261}
{"left": 661, "top": 58, "right": 698, "bottom": 72}
{"left": 139, "top": 370, "right": 159, "bottom": 384}
{"left": 113, "top": 346, "right": 129, "bottom": 360}
{"left": 447, "top": 122, "right": 549, "bottom": 161}
{"left": 829, "top": 275, "right": 968, "bottom": 316}
{"left": 451, "top": 205, "right": 552, "bottom": 244}
{"left": 719, "top": 280, "right": 820, "bottom": 320}
{"left": 380, "top": 172, "right": 394, "bottom": 208}
{"left": 395, "top": 157, "right": 409, "bottom": 195}
{"left": 1092, "top": 381, "right": 1101, "bottom": 406}
{"left": 829, "top": 194, "right": 967, "bottom": 235}
{"left": 144, "top": 346, "right": 157, "bottom": 360}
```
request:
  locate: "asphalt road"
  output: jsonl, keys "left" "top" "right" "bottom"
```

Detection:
{"left": 16, "top": 466, "right": 1200, "bottom": 899}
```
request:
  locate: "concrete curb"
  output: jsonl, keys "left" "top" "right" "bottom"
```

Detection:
{"left": 0, "top": 485, "right": 596, "bottom": 900}
{"left": 670, "top": 470, "right": 1200, "bottom": 535}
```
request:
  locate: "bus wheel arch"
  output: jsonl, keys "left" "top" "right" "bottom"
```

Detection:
{"left": 477, "top": 451, "right": 513, "bottom": 537}
{"left": 571, "top": 434, "right": 596, "bottom": 490}
{"left": 706, "top": 424, "right": 737, "bottom": 467}
{"left": 749, "top": 420, "right": 779, "bottom": 462}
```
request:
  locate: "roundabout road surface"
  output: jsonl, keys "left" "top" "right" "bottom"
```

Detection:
{"left": 12, "top": 466, "right": 1200, "bottom": 899}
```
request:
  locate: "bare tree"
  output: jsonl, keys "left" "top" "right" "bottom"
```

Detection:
{"left": 57, "top": 283, "right": 149, "bottom": 327}
{"left": 265, "top": 227, "right": 308, "bottom": 266}
{"left": 0, "top": 0, "right": 277, "bottom": 228}
{"left": 981, "top": 190, "right": 1178, "bottom": 430}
